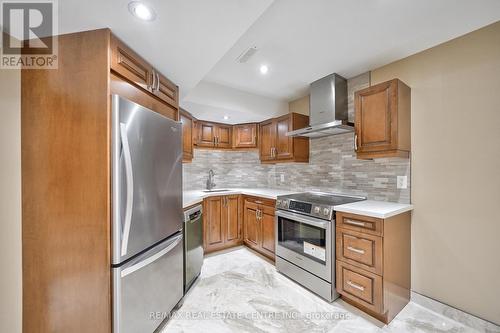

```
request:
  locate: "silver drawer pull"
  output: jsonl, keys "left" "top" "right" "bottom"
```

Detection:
{"left": 255, "top": 200, "right": 263, "bottom": 204}
{"left": 344, "top": 219, "right": 366, "bottom": 227}
{"left": 347, "top": 280, "right": 365, "bottom": 291}
{"left": 347, "top": 246, "right": 365, "bottom": 254}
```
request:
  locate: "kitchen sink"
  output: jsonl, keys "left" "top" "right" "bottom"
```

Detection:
{"left": 202, "top": 189, "right": 230, "bottom": 193}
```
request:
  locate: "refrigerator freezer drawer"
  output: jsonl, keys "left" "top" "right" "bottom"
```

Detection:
{"left": 113, "top": 232, "right": 184, "bottom": 333}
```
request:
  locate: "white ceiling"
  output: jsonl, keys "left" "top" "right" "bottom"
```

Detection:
{"left": 57, "top": 0, "right": 500, "bottom": 123}
{"left": 182, "top": 81, "right": 288, "bottom": 124}
{"left": 58, "top": 0, "right": 274, "bottom": 98}
{"left": 203, "top": 0, "right": 500, "bottom": 101}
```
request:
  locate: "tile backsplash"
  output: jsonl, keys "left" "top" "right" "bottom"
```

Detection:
{"left": 183, "top": 133, "right": 410, "bottom": 204}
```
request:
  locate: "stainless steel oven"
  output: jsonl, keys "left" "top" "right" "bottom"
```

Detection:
{"left": 274, "top": 192, "right": 365, "bottom": 302}
{"left": 275, "top": 210, "right": 331, "bottom": 282}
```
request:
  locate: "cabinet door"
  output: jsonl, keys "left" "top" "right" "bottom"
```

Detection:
{"left": 243, "top": 201, "right": 259, "bottom": 248}
{"left": 275, "top": 114, "right": 293, "bottom": 160}
{"left": 180, "top": 112, "right": 193, "bottom": 162}
{"left": 233, "top": 124, "right": 257, "bottom": 148}
{"left": 203, "top": 196, "right": 223, "bottom": 251}
{"left": 192, "top": 120, "right": 199, "bottom": 146}
{"left": 198, "top": 122, "right": 216, "bottom": 147}
{"left": 223, "top": 195, "right": 241, "bottom": 246}
{"left": 152, "top": 71, "right": 178, "bottom": 109}
{"left": 259, "top": 119, "right": 276, "bottom": 161}
{"left": 260, "top": 205, "right": 276, "bottom": 259}
{"left": 216, "top": 125, "right": 232, "bottom": 148}
{"left": 355, "top": 80, "right": 397, "bottom": 153}
{"left": 110, "top": 35, "right": 153, "bottom": 93}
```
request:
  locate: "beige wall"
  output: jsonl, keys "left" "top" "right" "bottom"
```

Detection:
{"left": 372, "top": 21, "right": 500, "bottom": 324}
{"left": 289, "top": 94, "right": 309, "bottom": 115}
{"left": 0, "top": 69, "right": 22, "bottom": 332}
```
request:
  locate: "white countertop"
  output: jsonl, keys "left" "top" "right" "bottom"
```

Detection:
{"left": 183, "top": 188, "right": 299, "bottom": 208}
{"left": 184, "top": 188, "right": 413, "bottom": 219}
{"left": 334, "top": 200, "right": 413, "bottom": 219}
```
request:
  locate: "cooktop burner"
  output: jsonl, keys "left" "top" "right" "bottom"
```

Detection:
{"left": 283, "top": 192, "right": 365, "bottom": 206}
{"left": 276, "top": 192, "right": 366, "bottom": 220}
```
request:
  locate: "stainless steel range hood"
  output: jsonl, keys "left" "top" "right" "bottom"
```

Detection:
{"left": 287, "top": 73, "right": 353, "bottom": 138}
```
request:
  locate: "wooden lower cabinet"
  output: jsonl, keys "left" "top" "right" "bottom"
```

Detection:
{"left": 202, "top": 194, "right": 276, "bottom": 260}
{"left": 203, "top": 195, "right": 242, "bottom": 253}
{"left": 243, "top": 201, "right": 260, "bottom": 248}
{"left": 243, "top": 197, "right": 276, "bottom": 260}
{"left": 335, "top": 211, "right": 411, "bottom": 324}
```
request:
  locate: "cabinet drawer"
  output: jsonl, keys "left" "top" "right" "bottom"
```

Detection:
{"left": 336, "top": 212, "right": 383, "bottom": 236}
{"left": 336, "top": 228, "right": 382, "bottom": 274}
{"left": 244, "top": 196, "right": 275, "bottom": 208}
{"left": 336, "top": 261, "right": 383, "bottom": 313}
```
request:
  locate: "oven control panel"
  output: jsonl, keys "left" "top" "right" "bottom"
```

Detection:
{"left": 276, "top": 199, "right": 333, "bottom": 220}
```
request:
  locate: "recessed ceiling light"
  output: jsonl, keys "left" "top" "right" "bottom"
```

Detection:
{"left": 223, "top": 115, "right": 229, "bottom": 120}
{"left": 128, "top": 1, "right": 156, "bottom": 21}
{"left": 260, "top": 65, "right": 269, "bottom": 74}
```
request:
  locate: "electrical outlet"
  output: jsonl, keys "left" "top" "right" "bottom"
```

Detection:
{"left": 397, "top": 176, "right": 408, "bottom": 189}
{"left": 280, "top": 174, "right": 285, "bottom": 182}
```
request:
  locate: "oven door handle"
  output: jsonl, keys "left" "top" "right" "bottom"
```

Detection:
{"left": 275, "top": 210, "right": 330, "bottom": 230}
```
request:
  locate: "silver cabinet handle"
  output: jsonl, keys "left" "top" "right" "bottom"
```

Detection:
{"left": 155, "top": 72, "right": 160, "bottom": 92}
{"left": 148, "top": 72, "right": 156, "bottom": 92}
{"left": 255, "top": 200, "right": 263, "bottom": 204}
{"left": 344, "top": 219, "right": 366, "bottom": 227}
{"left": 347, "top": 280, "right": 365, "bottom": 291}
{"left": 120, "top": 123, "right": 134, "bottom": 256}
{"left": 354, "top": 134, "right": 358, "bottom": 151}
{"left": 347, "top": 246, "right": 365, "bottom": 255}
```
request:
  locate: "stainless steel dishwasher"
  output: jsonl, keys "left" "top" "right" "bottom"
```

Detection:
{"left": 183, "top": 205, "right": 203, "bottom": 293}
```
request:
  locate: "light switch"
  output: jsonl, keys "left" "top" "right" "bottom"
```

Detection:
{"left": 397, "top": 176, "right": 408, "bottom": 189}
{"left": 280, "top": 174, "right": 285, "bottom": 182}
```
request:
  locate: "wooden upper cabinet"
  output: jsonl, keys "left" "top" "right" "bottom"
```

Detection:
{"left": 110, "top": 34, "right": 152, "bottom": 92}
{"left": 110, "top": 34, "right": 179, "bottom": 112}
{"left": 259, "top": 119, "right": 276, "bottom": 161}
{"left": 259, "top": 113, "right": 309, "bottom": 163}
{"left": 192, "top": 119, "right": 199, "bottom": 146}
{"left": 195, "top": 121, "right": 232, "bottom": 149}
{"left": 275, "top": 115, "right": 293, "bottom": 160}
{"left": 198, "top": 122, "right": 217, "bottom": 147}
{"left": 233, "top": 123, "right": 258, "bottom": 148}
{"left": 180, "top": 110, "right": 193, "bottom": 163}
{"left": 354, "top": 79, "right": 410, "bottom": 159}
{"left": 216, "top": 124, "right": 232, "bottom": 148}
{"left": 152, "top": 71, "right": 178, "bottom": 109}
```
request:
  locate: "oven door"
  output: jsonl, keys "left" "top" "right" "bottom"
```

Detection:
{"left": 275, "top": 210, "right": 332, "bottom": 282}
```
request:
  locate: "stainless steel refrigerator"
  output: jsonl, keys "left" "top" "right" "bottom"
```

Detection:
{"left": 111, "top": 95, "right": 183, "bottom": 333}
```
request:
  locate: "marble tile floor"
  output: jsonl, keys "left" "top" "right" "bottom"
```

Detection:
{"left": 162, "top": 247, "right": 500, "bottom": 333}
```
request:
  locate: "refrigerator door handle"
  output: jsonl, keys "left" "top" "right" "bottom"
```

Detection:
{"left": 120, "top": 123, "right": 134, "bottom": 256}
{"left": 121, "top": 233, "right": 183, "bottom": 278}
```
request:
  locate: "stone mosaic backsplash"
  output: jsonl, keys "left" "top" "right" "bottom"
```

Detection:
{"left": 183, "top": 133, "right": 410, "bottom": 204}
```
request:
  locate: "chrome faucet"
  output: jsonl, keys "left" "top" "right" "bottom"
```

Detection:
{"left": 206, "top": 169, "right": 216, "bottom": 190}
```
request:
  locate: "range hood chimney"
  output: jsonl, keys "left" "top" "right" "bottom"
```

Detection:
{"left": 287, "top": 73, "right": 353, "bottom": 138}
